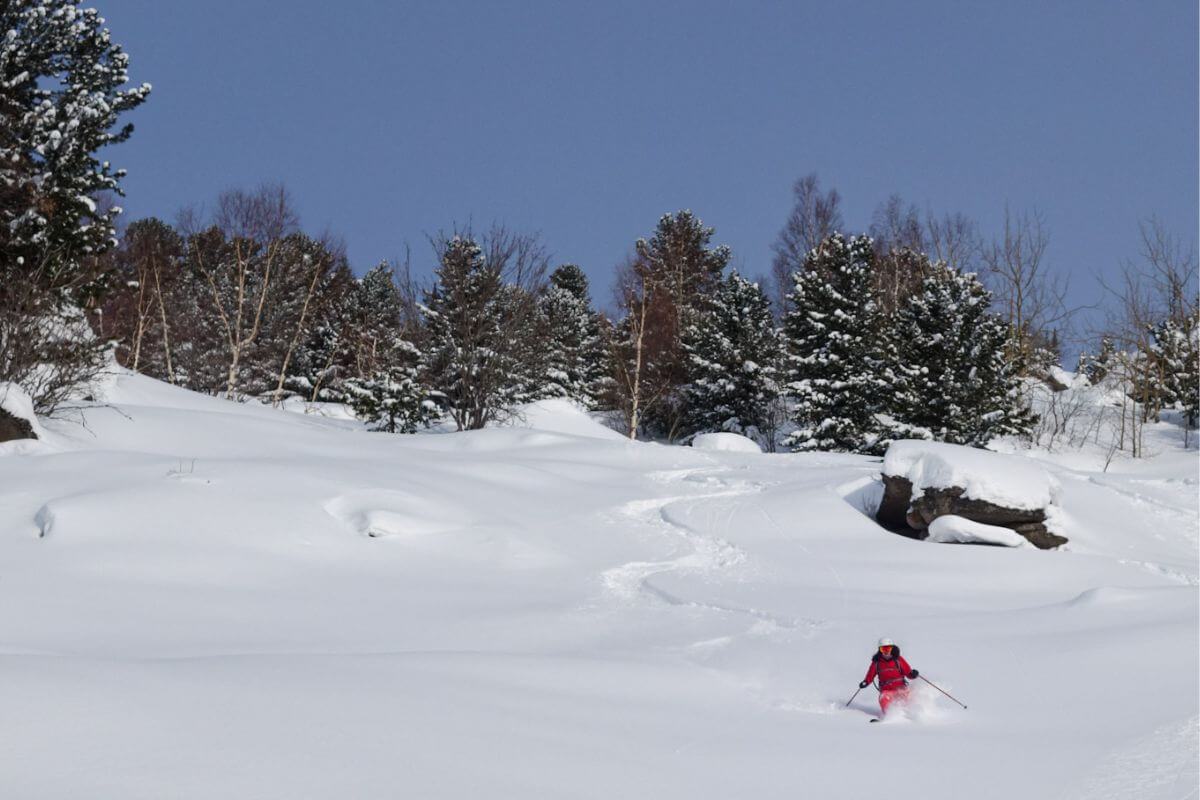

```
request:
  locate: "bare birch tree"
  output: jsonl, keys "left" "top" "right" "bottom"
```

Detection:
{"left": 270, "top": 234, "right": 344, "bottom": 407}
{"left": 180, "top": 184, "right": 300, "bottom": 399}
{"left": 980, "top": 207, "right": 1075, "bottom": 369}
{"left": 771, "top": 174, "right": 843, "bottom": 314}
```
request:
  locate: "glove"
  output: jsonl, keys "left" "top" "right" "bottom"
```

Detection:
{"left": 859, "top": 681, "right": 869, "bottom": 689}
{"left": 909, "top": 669, "right": 919, "bottom": 679}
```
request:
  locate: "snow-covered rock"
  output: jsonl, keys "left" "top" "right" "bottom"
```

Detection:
{"left": 691, "top": 432, "right": 763, "bottom": 453}
{"left": 0, "top": 382, "right": 42, "bottom": 442}
{"left": 877, "top": 440, "right": 1066, "bottom": 548}
{"left": 883, "top": 440, "right": 1061, "bottom": 510}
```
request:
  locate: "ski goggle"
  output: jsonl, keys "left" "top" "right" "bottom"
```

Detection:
{"left": 878, "top": 645, "right": 894, "bottom": 654}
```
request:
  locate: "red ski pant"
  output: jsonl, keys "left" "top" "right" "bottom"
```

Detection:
{"left": 879, "top": 685, "right": 910, "bottom": 714}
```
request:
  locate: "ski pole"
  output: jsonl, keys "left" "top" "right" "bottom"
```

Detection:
{"left": 844, "top": 685, "right": 864, "bottom": 707}
{"left": 919, "top": 675, "right": 967, "bottom": 709}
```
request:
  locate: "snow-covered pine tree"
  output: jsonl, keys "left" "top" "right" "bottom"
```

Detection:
{"left": 1079, "top": 336, "right": 1115, "bottom": 385}
{"left": 342, "top": 262, "right": 432, "bottom": 432}
{"left": 532, "top": 264, "right": 606, "bottom": 407}
{"left": 421, "top": 236, "right": 525, "bottom": 430}
{"left": 285, "top": 262, "right": 355, "bottom": 403}
{"left": 348, "top": 262, "right": 404, "bottom": 377}
{"left": 1148, "top": 312, "right": 1200, "bottom": 428}
{"left": 343, "top": 338, "right": 432, "bottom": 433}
{"left": 1, "top": 0, "right": 151, "bottom": 410}
{"left": 0, "top": 0, "right": 151, "bottom": 287}
{"left": 493, "top": 282, "right": 545, "bottom": 407}
{"left": 783, "top": 233, "right": 893, "bottom": 453}
{"left": 891, "top": 262, "right": 1037, "bottom": 445}
{"left": 681, "top": 271, "right": 782, "bottom": 447}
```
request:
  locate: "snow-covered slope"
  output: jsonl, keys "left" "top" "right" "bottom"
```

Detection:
{"left": 0, "top": 370, "right": 1195, "bottom": 799}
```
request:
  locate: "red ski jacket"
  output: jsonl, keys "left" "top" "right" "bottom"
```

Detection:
{"left": 863, "top": 651, "right": 915, "bottom": 691}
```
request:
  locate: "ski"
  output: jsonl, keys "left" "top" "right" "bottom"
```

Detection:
{"left": 869, "top": 718, "right": 881, "bottom": 723}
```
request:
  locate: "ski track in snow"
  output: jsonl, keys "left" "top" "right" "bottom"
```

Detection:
{"left": 1054, "top": 470, "right": 1199, "bottom": 584}
{"left": 1066, "top": 716, "right": 1200, "bottom": 800}
{"left": 1116, "top": 559, "right": 1200, "bottom": 587}
{"left": 1083, "top": 474, "right": 1198, "bottom": 525}
{"left": 599, "top": 468, "right": 825, "bottom": 635}
{"left": 600, "top": 468, "right": 752, "bottom": 605}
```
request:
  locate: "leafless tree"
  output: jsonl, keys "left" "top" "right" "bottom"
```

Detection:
{"left": 1097, "top": 218, "right": 1199, "bottom": 452}
{"left": 870, "top": 195, "right": 925, "bottom": 254}
{"left": 608, "top": 259, "right": 671, "bottom": 439}
{"left": 0, "top": 241, "right": 113, "bottom": 414}
{"left": 1028, "top": 377, "right": 1111, "bottom": 453}
{"left": 980, "top": 207, "right": 1076, "bottom": 369}
{"left": 104, "top": 218, "right": 181, "bottom": 378}
{"left": 771, "top": 174, "right": 843, "bottom": 313}
{"left": 926, "top": 211, "right": 982, "bottom": 274}
{"left": 180, "top": 184, "right": 300, "bottom": 399}
{"left": 1135, "top": 217, "right": 1197, "bottom": 325}
{"left": 478, "top": 222, "right": 552, "bottom": 295}
{"left": 389, "top": 244, "right": 425, "bottom": 337}
{"left": 873, "top": 247, "right": 934, "bottom": 314}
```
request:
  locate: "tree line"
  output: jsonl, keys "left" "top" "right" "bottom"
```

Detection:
{"left": 2, "top": 0, "right": 1196, "bottom": 457}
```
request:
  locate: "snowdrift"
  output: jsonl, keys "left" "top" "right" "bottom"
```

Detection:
{"left": 926, "top": 514, "right": 1028, "bottom": 546}
{"left": 691, "top": 431, "right": 763, "bottom": 453}
{"left": 0, "top": 370, "right": 1194, "bottom": 799}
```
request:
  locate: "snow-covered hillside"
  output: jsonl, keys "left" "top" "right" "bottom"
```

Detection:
{"left": 1, "top": 371, "right": 1196, "bottom": 799}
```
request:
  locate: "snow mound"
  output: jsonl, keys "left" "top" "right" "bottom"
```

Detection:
{"left": 325, "top": 490, "right": 481, "bottom": 538}
{"left": 503, "top": 399, "right": 628, "bottom": 442}
{"left": 883, "top": 440, "right": 1060, "bottom": 510}
{"left": 926, "top": 515, "right": 1027, "bottom": 547}
{"left": 691, "top": 432, "right": 762, "bottom": 453}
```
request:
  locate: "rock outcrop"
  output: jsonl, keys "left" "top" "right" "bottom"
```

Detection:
{"left": 877, "top": 440, "right": 1067, "bottom": 549}
{"left": 0, "top": 406, "right": 37, "bottom": 443}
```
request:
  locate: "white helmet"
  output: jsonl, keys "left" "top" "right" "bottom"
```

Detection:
{"left": 878, "top": 637, "right": 895, "bottom": 648}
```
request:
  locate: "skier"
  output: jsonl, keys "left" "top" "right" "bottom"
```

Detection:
{"left": 859, "top": 637, "right": 919, "bottom": 716}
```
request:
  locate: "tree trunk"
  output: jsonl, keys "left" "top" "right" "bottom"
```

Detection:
{"left": 272, "top": 257, "right": 324, "bottom": 408}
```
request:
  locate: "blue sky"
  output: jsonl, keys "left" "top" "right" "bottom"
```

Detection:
{"left": 98, "top": 0, "right": 1196, "bottom": 337}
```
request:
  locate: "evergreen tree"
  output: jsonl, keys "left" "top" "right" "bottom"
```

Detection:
{"left": 343, "top": 338, "right": 432, "bottom": 433}
{"left": 349, "top": 262, "right": 405, "bottom": 376}
{"left": 285, "top": 262, "right": 356, "bottom": 403}
{"left": 890, "top": 262, "right": 1037, "bottom": 445}
{"left": 1149, "top": 312, "right": 1200, "bottom": 427}
{"left": 342, "top": 262, "right": 432, "bottom": 432}
{"left": 634, "top": 211, "right": 731, "bottom": 306}
{"left": 783, "top": 233, "right": 894, "bottom": 453}
{"left": 681, "top": 272, "right": 782, "bottom": 446}
{"left": 1, "top": 0, "right": 151, "bottom": 289}
{"left": 533, "top": 264, "right": 606, "bottom": 407}
{"left": 0, "top": 0, "right": 150, "bottom": 409}
{"left": 421, "top": 236, "right": 525, "bottom": 430}
{"left": 1079, "top": 336, "right": 1115, "bottom": 385}
{"left": 620, "top": 211, "right": 732, "bottom": 438}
